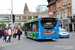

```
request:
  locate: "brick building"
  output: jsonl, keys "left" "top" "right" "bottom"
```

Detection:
{"left": 47, "top": 0, "right": 57, "bottom": 17}
{"left": 47, "top": 0, "right": 73, "bottom": 32}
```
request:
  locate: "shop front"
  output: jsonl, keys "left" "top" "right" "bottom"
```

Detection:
{"left": 59, "top": 20, "right": 69, "bottom": 31}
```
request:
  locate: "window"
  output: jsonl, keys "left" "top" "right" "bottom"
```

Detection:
{"left": 56, "top": 11, "right": 61, "bottom": 19}
{"left": 68, "top": 0, "right": 71, "bottom": 4}
{"left": 65, "top": 0, "right": 67, "bottom": 5}
{"left": 57, "top": 1, "right": 61, "bottom": 8}
{"left": 0, "top": 17, "right": 2, "bottom": 20}
{"left": 4, "top": 17, "right": 9, "bottom": 20}
{"left": 65, "top": 9, "right": 67, "bottom": 17}
{"left": 53, "top": 4, "right": 55, "bottom": 9}
{"left": 56, "top": 11, "right": 59, "bottom": 18}
{"left": 63, "top": 0, "right": 67, "bottom": 6}
{"left": 22, "top": 16, "right": 26, "bottom": 20}
{"left": 41, "top": 18, "right": 57, "bottom": 29}
{"left": 62, "top": 10, "right": 65, "bottom": 18}
{"left": 49, "top": 6, "right": 51, "bottom": 10}
{"left": 33, "top": 16, "right": 38, "bottom": 19}
{"left": 10, "top": 17, "right": 11, "bottom": 20}
{"left": 62, "top": 9, "right": 67, "bottom": 18}
{"left": 25, "top": 21, "right": 38, "bottom": 31}
{"left": 28, "top": 16, "right": 32, "bottom": 19}
{"left": 69, "top": 8, "right": 71, "bottom": 16}
{"left": 63, "top": 0, "right": 65, "bottom": 6}
{"left": 54, "top": 12, "right": 56, "bottom": 17}
{"left": 16, "top": 16, "right": 21, "bottom": 20}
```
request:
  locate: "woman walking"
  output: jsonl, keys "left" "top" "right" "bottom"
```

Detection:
{"left": 13, "top": 28, "right": 18, "bottom": 38}
{"left": 3, "top": 28, "right": 8, "bottom": 41}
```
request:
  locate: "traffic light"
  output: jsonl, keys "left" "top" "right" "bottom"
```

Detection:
{"left": 12, "top": 14, "right": 15, "bottom": 23}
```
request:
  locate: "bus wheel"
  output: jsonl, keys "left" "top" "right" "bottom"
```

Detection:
{"left": 33, "top": 34, "right": 35, "bottom": 40}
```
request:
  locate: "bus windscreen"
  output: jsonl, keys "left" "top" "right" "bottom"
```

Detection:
{"left": 41, "top": 18, "right": 57, "bottom": 28}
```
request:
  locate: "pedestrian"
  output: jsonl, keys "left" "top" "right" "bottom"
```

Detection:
{"left": 0, "top": 28, "right": 2, "bottom": 38}
{"left": 67, "top": 28, "right": 68, "bottom": 32}
{"left": 3, "top": 28, "right": 8, "bottom": 41}
{"left": 17, "top": 27, "right": 22, "bottom": 40}
{"left": 2, "top": 28, "right": 4, "bottom": 36}
{"left": 13, "top": 28, "right": 18, "bottom": 38}
{"left": 7, "top": 27, "right": 12, "bottom": 43}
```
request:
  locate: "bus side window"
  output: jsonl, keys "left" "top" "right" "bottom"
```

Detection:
{"left": 32, "top": 21, "right": 38, "bottom": 32}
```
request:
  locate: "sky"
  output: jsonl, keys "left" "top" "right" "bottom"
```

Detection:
{"left": 0, "top": 0, "right": 48, "bottom": 14}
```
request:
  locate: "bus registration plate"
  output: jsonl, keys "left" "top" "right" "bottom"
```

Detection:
{"left": 47, "top": 37, "right": 51, "bottom": 39}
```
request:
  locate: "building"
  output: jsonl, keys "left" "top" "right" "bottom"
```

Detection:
{"left": 47, "top": 0, "right": 74, "bottom": 32}
{"left": 56, "top": 0, "right": 72, "bottom": 32}
{"left": 47, "top": 0, "right": 57, "bottom": 17}
{"left": 24, "top": 3, "right": 29, "bottom": 14}
{"left": 36, "top": 5, "right": 48, "bottom": 12}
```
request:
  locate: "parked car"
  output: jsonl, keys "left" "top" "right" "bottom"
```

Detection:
{"left": 59, "top": 27, "right": 70, "bottom": 38}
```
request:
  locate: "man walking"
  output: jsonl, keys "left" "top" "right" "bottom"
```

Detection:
{"left": 7, "top": 27, "right": 12, "bottom": 43}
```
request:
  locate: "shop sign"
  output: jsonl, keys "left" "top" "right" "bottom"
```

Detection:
{"left": 59, "top": 21, "right": 62, "bottom": 25}
{"left": 63, "top": 21, "right": 68, "bottom": 24}
{"left": 49, "top": 12, "right": 53, "bottom": 16}
{"left": 59, "top": 21, "right": 68, "bottom": 25}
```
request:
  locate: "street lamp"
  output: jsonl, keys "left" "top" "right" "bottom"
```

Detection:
{"left": 11, "top": 0, "right": 14, "bottom": 30}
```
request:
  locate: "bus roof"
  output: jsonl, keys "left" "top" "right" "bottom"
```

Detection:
{"left": 25, "top": 17, "right": 58, "bottom": 24}
{"left": 38, "top": 17, "right": 58, "bottom": 19}
{"left": 25, "top": 19, "right": 37, "bottom": 24}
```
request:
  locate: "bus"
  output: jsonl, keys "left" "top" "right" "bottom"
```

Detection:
{"left": 24, "top": 17, "right": 59, "bottom": 40}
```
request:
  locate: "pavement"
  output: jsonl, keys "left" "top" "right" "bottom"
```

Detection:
{"left": 69, "top": 32, "right": 75, "bottom": 37}
{"left": 0, "top": 36, "right": 23, "bottom": 48}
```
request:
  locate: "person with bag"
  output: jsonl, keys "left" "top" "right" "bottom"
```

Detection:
{"left": 7, "top": 27, "right": 12, "bottom": 43}
{"left": 17, "top": 27, "right": 22, "bottom": 40}
{"left": 3, "top": 28, "right": 8, "bottom": 41}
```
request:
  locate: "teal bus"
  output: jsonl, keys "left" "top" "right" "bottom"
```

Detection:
{"left": 24, "top": 17, "right": 59, "bottom": 40}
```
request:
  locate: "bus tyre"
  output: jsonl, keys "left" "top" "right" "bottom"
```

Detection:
{"left": 66, "top": 37, "right": 69, "bottom": 38}
{"left": 33, "top": 34, "right": 35, "bottom": 40}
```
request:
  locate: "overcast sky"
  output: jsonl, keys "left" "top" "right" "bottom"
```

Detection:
{"left": 0, "top": 0, "right": 48, "bottom": 14}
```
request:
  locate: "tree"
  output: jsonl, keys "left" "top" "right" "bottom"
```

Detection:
{"left": 18, "top": 23, "right": 22, "bottom": 29}
{"left": 18, "top": 23, "right": 21, "bottom": 26}
{"left": 0, "top": 23, "right": 6, "bottom": 27}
